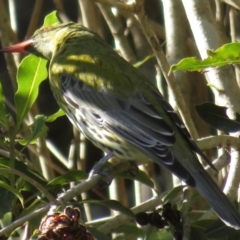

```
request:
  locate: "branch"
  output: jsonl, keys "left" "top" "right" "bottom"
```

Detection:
{"left": 196, "top": 135, "right": 240, "bottom": 151}
{"left": 0, "top": 174, "right": 101, "bottom": 236}
{"left": 97, "top": 4, "right": 137, "bottom": 63}
{"left": 0, "top": 159, "right": 139, "bottom": 236}
{"left": 197, "top": 135, "right": 240, "bottom": 198}
{"left": 97, "top": 196, "right": 163, "bottom": 233}
{"left": 131, "top": 0, "right": 199, "bottom": 140}
{"left": 0, "top": 0, "right": 18, "bottom": 90}
{"left": 0, "top": 205, "right": 50, "bottom": 237}
{"left": 94, "top": 0, "right": 137, "bottom": 12}
{"left": 224, "top": 151, "right": 240, "bottom": 200}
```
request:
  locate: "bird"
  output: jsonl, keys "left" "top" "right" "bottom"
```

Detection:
{"left": 1, "top": 22, "right": 240, "bottom": 229}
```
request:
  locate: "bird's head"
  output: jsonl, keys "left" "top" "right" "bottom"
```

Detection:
{"left": 1, "top": 22, "right": 89, "bottom": 60}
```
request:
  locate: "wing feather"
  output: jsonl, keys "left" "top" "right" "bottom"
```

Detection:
{"left": 60, "top": 75, "right": 195, "bottom": 177}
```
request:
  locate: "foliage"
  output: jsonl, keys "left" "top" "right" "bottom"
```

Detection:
{"left": 170, "top": 43, "right": 240, "bottom": 73}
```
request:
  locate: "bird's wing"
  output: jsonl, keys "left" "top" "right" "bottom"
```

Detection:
{"left": 59, "top": 67, "right": 240, "bottom": 230}
{"left": 60, "top": 74, "right": 196, "bottom": 184}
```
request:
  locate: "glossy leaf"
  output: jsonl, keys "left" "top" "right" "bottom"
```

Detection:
{"left": 43, "top": 11, "right": 60, "bottom": 26}
{"left": 133, "top": 54, "right": 155, "bottom": 68}
{"left": 45, "top": 109, "right": 65, "bottom": 122}
{"left": 205, "top": 219, "right": 240, "bottom": 238}
{"left": 113, "top": 223, "right": 145, "bottom": 237}
{"left": 189, "top": 226, "right": 208, "bottom": 240}
{"left": 195, "top": 102, "right": 240, "bottom": 132}
{"left": 0, "top": 212, "right": 12, "bottom": 227}
{"left": 0, "top": 189, "right": 15, "bottom": 216}
{"left": 0, "top": 181, "right": 24, "bottom": 206}
{"left": 19, "top": 115, "right": 48, "bottom": 145}
{"left": 14, "top": 55, "right": 48, "bottom": 131}
{"left": 0, "top": 158, "right": 47, "bottom": 186}
{"left": 163, "top": 185, "right": 183, "bottom": 203}
{"left": 170, "top": 42, "right": 240, "bottom": 73}
{"left": 118, "top": 169, "right": 154, "bottom": 189}
{"left": 47, "top": 170, "right": 87, "bottom": 186}
{"left": 14, "top": 11, "right": 60, "bottom": 132}
{"left": 145, "top": 226, "right": 172, "bottom": 240}
{"left": 81, "top": 199, "right": 135, "bottom": 218}
{"left": 87, "top": 226, "right": 111, "bottom": 240}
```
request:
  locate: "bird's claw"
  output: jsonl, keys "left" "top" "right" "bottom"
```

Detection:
{"left": 89, "top": 158, "right": 139, "bottom": 188}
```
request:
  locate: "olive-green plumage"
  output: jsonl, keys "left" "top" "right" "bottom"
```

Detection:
{"left": 2, "top": 22, "right": 240, "bottom": 229}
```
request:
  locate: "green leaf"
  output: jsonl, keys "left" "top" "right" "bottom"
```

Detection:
{"left": 204, "top": 219, "right": 240, "bottom": 238}
{"left": 87, "top": 226, "right": 111, "bottom": 240}
{"left": 195, "top": 102, "right": 240, "bottom": 132}
{"left": 0, "top": 181, "right": 24, "bottom": 206}
{"left": 170, "top": 43, "right": 240, "bottom": 73}
{"left": 133, "top": 54, "right": 155, "bottom": 68}
{"left": 0, "top": 158, "right": 47, "bottom": 187}
{"left": 113, "top": 223, "right": 145, "bottom": 238}
{"left": 11, "top": 11, "right": 61, "bottom": 146}
{"left": 163, "top": 185, "right": 183, "bottom": 203}
{"left": 0, "top": 212, "right": 12, "bottom": 227}
{"left": 13, "top": 11, "right": 60, "bottom": 133}
{"left": 43, "top": 11, "right": 60, "bottom": 27}
{"left": 145, "top": 226, "right": 172, "bottom": 240}
{"left": 192, "top": 219, "right": 218, "bottom": 230}
{"left": 46, "top": 109, "right": 65, "bottom": 122}
{"left": 19, "top": 115, "right": 48, "bottom": 146}
{"left": 14, "top": 55, "right": 48, "bottom": 131}
{"left": 0, "top": 82, "right": 8, "bottom": 129}
{"left": 82, "top": 199, "right": 135, "bottom": 218}
{"left": 118, "top": 169, "right": 154, "bottom": 189}
{"left": 47, "top": 170, "right": 87, "bottom": 186}
{"left": 189, "top": 226, "right": 208, "bottom": 240}
{"left": 0, "top": 189, "right": 15, "bottom": 216}
{"left": 20, "top": 200, "right": 46, "bottom": 218}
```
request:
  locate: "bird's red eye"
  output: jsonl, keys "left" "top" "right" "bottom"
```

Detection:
{"left": 42, "top": 25, "right": 53, "bottom": 31}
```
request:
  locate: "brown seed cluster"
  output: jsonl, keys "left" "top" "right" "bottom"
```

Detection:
{"left": 38, "top": 207, "right": 94, "bottom": 240}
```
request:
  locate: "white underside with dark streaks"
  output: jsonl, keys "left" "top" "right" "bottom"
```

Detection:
{"left": 64, "top": 106, "right": 149, "bottom": 163}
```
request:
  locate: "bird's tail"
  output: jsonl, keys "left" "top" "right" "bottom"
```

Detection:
{"left": 193, "top": 168, "right": 240, "bottom": 229}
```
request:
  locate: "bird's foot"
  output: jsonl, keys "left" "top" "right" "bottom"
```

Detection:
{"left": 89, "top": 152, "right": 139, "bottom": 188}
{"left": 113, "top": 160, "right": 139, "bottom": 177}
{"left": 88, "top": 152, "right": 114, "bottom": 187}
{"left": 97, "top": 160, "right": 139, "bottom": 188}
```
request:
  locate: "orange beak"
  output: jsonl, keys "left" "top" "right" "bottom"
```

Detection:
{"left": 0, "top": 39, "right": 34, "bottom": 53}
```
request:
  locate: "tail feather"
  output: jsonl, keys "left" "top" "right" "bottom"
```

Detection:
{"left": 194, "top": 169, "right": 240, "bottom": 229}
{"left": 151, "top": 147, "right": 240, "bottom": 228}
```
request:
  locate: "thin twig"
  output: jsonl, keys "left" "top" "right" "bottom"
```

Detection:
{"left": 0, "top": 205, "right": 50, "bottom": 237}
{"left": 78, "top": 0, "right": 101, "bottom": 33}
{"left": 181, "top": 186, "right": 191, "bottom": 240}
{"left": 223, "top": 151, "right": 240, "bottom": 199}
{"left": 132, "top": 0, "right": 199, "bottom": 140}
{"left": 0, "top": 174, "right": 101, "bottom": 237}
{"left": 97, "top": 196, "right": 163, "bottom": 233}
{"left": 196, "top": 135, "right": 240, "bottom": 151}
{"left": 222, "top": 0, "right": 240, "bottom": 10}
{"left": 25, "top": 0, "right": 43, "bottom": 38}
{"left": 0, "top": 0, "right": 18, "bottom": 90}
{"left": 95, "top": 0, "right": 137, "bottom": 12}
{"left": 97, "top": 4, "right": 136, "bottom": 62}
{"left": 46, "top": 140, "right": 69, "bottom": 167}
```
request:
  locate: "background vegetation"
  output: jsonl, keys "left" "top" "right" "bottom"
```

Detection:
{"left": 1, "top": 0, "right": 240, "bottom": 239}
